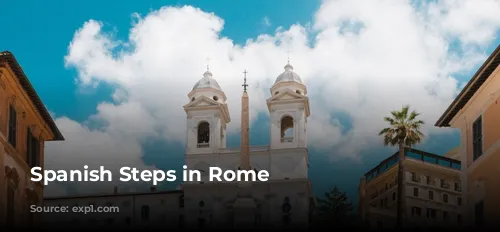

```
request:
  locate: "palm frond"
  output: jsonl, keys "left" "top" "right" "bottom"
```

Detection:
{"left": 379, "top": 105, "right": 425, "bottom": 148}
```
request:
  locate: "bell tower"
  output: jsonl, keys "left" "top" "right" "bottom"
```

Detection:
{"left": 267, "top": 62, "right": 310, "bottom": 150}
{"left": 183, "top": 68, "right": 231, "bottom": 155}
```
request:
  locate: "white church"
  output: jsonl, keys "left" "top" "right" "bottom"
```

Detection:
{"left": 42, "top": 62, "right": 314, "bottom": 228}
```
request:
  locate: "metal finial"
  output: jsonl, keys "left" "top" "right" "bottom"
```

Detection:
{"left": 242, "top": 69, "right": 248, "bottom": 92}
{"left": 286, "top": 48, "right": 291, "bottom": 64}
{"left": 206, "top": 56, "right": 211, "bottom": 71}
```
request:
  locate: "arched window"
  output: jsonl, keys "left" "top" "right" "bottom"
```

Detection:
{"left": 197, "top": 121, "right": 210, "bottom": 148}
{"left": 280, "top": 116, "right": 294, "bottom": 143}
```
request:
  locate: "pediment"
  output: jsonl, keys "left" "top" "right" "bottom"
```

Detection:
{"left": 267, "top": 89, "right": 305, "bottom": 102}
{"left": 184, "top": 96, "right": 220, "bottom": 109}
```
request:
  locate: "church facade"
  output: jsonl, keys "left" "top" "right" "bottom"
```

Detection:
{"left": 182, "top": 62, "right": 314, "bottom": 228}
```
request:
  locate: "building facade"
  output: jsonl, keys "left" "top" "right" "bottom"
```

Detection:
{"left": 182, "top": 62, "right": 313, "bottom": 228}
{"left": 0, "top": 51, "right": 64, "bottom": 227}
{"left": 358, "top": 148, "right": 463, "bottom": 229}
{"left": 435, "top": 44, "right": 500, "bottom": 228}
{"left": 42, "top": 62, "right": 314, "bottom": 228}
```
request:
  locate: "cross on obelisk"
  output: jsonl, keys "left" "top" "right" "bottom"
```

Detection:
{"left": 242, "top": 69, "right": 249, "bottom": 92}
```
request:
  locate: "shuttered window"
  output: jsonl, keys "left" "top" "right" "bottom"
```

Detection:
{"left": 8, "top": 105, "right": 17, "bottom": 147}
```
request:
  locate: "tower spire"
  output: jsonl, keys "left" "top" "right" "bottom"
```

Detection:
{"left": 242, "top": 69, "right": 249, "bottom": 92}
{"left": 240, "top": 69, "right": 250, "bottom": 170}
{"left": 206, "top": 56, "right": 211, "bottom": 71}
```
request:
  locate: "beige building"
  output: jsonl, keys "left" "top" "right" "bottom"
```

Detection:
{"left": 358, "top": 148, "right": 463, "bottom": 229}
{"left": 0, "top": 51, "right": 64, "bottom": 226}
{"left": 435, "top": 43, "right": 500, "bottom": 228}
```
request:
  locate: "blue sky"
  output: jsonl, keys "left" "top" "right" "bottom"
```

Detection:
{"left": 2, "top": 0, "right": 500, "bottom": 203}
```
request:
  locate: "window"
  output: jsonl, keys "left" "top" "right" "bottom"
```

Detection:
{"left": 443, "top": 211, "right": 448, "bottom": 221}
{"left": 472, "top": 116, "right": 483, "bottom": 160}
{"left": 392, "top": 192, "right": 396, "bottom": 201}
{"left": 280, "top": 116, "right": 294, "bottom": 143}
{"left": 411, "top": 207, "right": 422, "bottom": 217}
{"left": 26, "top": 128, "right": 40, "bottom": 168}
{"left": 427, "top": 208, "right": 436, "bottom": 219}
{"left": 6, "top": 184, "right": 15, "bottom": 225}
{"left": 197, "top": 122, "right": 210, "bottom": 147}
{"left": 411, "top": 172, "right": 418, "bottom": 182}
{"left": 413, "top": 187, "right": 419, "bottom": 197}
{"left": 141, "top": 205, "right": 149, "bottom": 221}
{"left": 475, "top": 200, "right": 484, "bottom": 227}
{"left": 426, "top": 176, "right": 432, "bottom": 185}
{"left": 428, "top": 190, "right": 434, "bottom": 200}
{"left": 457, "top": 197, "right": 462, "bottom": 206}
{"left": 442, "top": 194, "right": 448, "bottom": 203}
{"left": 457, "top": 214, "right": 462, "bottom": 224}
{"left": 454, "top": 182, "right": 461, "bottom": 191}
{"left": 440, "top": 179, "right": 447, "bottom": 188}
{"left": 8, "top": 105, "right": 17, "bottom": 147}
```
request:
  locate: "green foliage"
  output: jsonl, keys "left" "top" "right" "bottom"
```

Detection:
{"left": 378, "top": 105, "right": 425, "bottom": 148}
{"left": 313, "top": 186, "right": 354, "bottom": 227}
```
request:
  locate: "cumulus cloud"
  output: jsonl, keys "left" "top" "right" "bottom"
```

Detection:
{"left": 45, "top": 0, "right": 500, "bottom": 195}
{"left": 44, "top": 115, "right": 157, "bottom": 196}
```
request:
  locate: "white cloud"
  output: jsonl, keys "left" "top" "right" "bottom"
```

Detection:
{"left": 45, "top": 0, "right": 500, "bottom": 195}
{"left": 44, "top": 115, "right": 158, "bottom": 196}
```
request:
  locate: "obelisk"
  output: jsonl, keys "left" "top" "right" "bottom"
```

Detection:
{"left": 240, "top": 70, "right": 251, "bottom": 171}
{"left": 232, "top": 69, "right": 257, "bottom": 227}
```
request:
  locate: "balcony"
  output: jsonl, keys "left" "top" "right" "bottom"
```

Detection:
{"left": 281, "top": 137, "right": 293, "bottom": 143}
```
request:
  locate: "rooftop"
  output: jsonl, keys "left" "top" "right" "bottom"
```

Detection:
{"left": 364, "top": 148, "right": 461, "bottom": 183}
{"left": 435, "top": 43, "right": 500, "bottom": 127}
{"left": 0, "top": 51, "right": 64, "bottom": 141}
{"left": 274, "top": 63, "right": 303, "bottom": 85}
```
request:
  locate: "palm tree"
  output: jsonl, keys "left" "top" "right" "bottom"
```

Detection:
{"left": 378, "top": 105, "right": 425, "bottom": 228}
